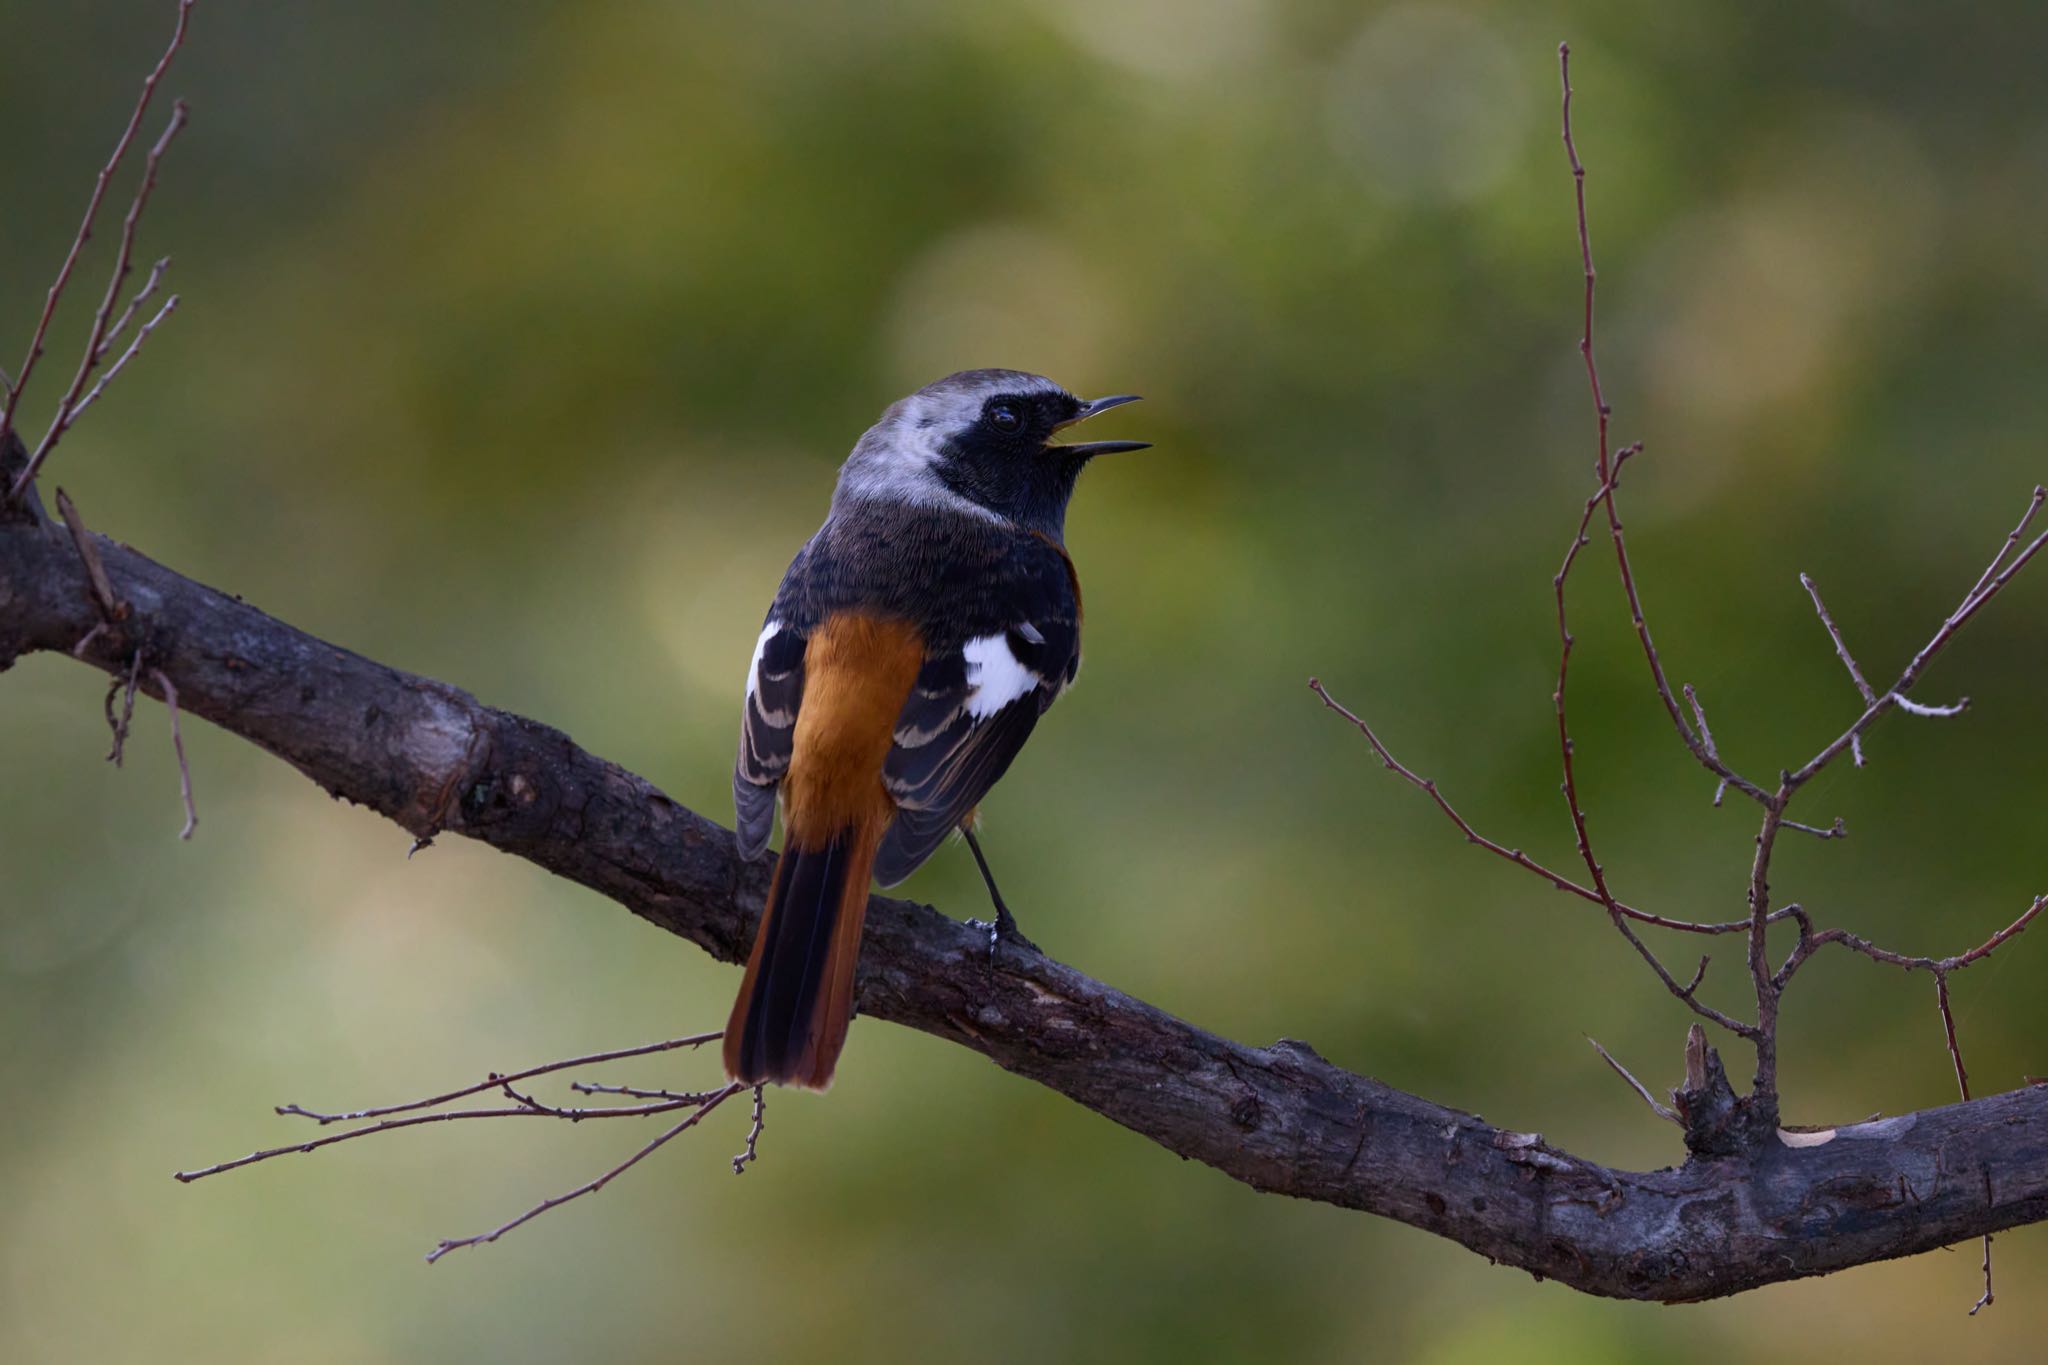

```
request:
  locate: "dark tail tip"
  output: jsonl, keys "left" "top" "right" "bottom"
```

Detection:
{"left": 724, "top": 828, "right": 870, "bottom": 1090}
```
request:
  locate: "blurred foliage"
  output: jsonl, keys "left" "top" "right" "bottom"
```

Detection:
{"left": 3, "top": 1, "right": 2047, "bottom": 1360}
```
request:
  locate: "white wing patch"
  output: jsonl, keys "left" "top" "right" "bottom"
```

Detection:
{"left": 745, "top": 621, "right": 795, "bottom": 725}
{"left": 962, "top": 632, "right": 1040, "bottom": 718}
{"left": 744, "top": 621, "right": 779, "bottom": 698}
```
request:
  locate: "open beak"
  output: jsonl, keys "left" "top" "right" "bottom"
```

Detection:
{"left": 1054, "top": 393, "right": 1149, "bottom": 456}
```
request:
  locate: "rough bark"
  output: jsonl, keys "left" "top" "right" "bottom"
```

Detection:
{"left": 3, "top": 448, "right": 2042, "bottom": 1302}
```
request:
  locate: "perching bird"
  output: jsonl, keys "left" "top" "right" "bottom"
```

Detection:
{"left": 725, "top": 370, "right": 1146, "bottom": 1090}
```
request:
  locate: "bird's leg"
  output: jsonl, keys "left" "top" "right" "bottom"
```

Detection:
{"left": 962, "top": 827, "right": 1031, "bottom": 959}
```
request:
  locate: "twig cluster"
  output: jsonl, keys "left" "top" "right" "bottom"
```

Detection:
{"left": 3, "top": 0, "right": 192, "bottom": 505}
{"left": 1312, "top": 45, "right": 2043, "bottom": 1310}
{"left": 174, "top": 1031, "right": 766, "bottom": 1263}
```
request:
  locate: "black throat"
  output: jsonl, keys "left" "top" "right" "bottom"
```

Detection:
{"left": 932, "top": 435, "right": 1089, "bottom": 539}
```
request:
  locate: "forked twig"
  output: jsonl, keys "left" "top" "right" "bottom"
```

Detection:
{"left": 101, "top": 256, "right": 171, "bottom": 354}
{"left": 1788, "top": 896, "right": 2045, "bottom": 985}
{"left": 175, "top": 1094, "right": 704, "bottom": 1182}
{"left": 4, "top": 0, "right": 195, "bottom": 501}
{"left": 1307, "top": 679, "right": 1773, "bottom": 940}
{"left": 1682, "top": 684, "right": 1729, "bottom": 805}
{"left": 1799, "top": 573, "right": 1874, "bottom": 765}
{"left": 426, "top": 1083, "right": 743, "bottom": 1264}
{"left": 15, "top": 102, "right": 190, "bottom": 499}
{"left": 275, "top": 1031, "right": 720, "bottom": 1125}
{"left": 68, "top": 294, "right": 180, "bottom": 428}
{"left": 174, "top": 1030, "right": 753, "bottom": 1262}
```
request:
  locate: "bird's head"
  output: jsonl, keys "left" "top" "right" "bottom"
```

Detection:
{"left": 836, "top": 369, "right": 1147, "bottom": 536}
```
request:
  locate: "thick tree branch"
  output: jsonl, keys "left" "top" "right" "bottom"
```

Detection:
{"left": 5, "top": 445, "right": 2047, "bottom": 1304}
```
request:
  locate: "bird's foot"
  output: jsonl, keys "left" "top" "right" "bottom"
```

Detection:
{"left": 965, "top": 904, "right": 1035, "bottom": 963}
{"left": 960, "top": 828, "right": 1038, "bottom": 962}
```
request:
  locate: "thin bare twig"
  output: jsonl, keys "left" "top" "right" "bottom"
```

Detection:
{"left": 0, "top": 0, "right": 194, "bottom": 475}
{"left": 495, "top": 1078, "right": 691, "bottom": 1122}
{"left": 1609, "top": 910, "right": 1759, "bottom": 1036}
{"left": 1892, "top": 694, "right": 1969, "bottom": 719}
{"left": 67, "top": 294, "right": 180, "bottom": 428}
{"left": 1772, "top": 904, "right": 1823, "bottom": 992}
{"left": 1308, "top": 670, "right": 1762, "bottom": 1036}
{"left": 1799, "top": 573, "right": 1873, "bottom": 765}
{"left": 1311, "top": 672, "right": 1779, "bottom": 1039}
{"left": 1798, "top": 573, "right": 1877, "bottom": 706}
{"left": 54, "top": 488, "right": 126, "bottom": 623}
{"left": 1307, "top": 678, "right": 1772, "bottom": 940}
{"left": 1587, "top": 1036, "right": 1681, "bottom": 1125}
{"left": 154, "top": 668, "right": 196, "bottom": 839}
{"left": 1964, "top": 485, "right": 2046, "bottom": 605}
{"left": 1931, "top": 972, "right": 1996, "bottom": 1315}
{"left": 1973, "top": 1200, "right": 1995, "bottom": 1315}
{"left": 1558, "top": 43, "right": 1769, "bottom": 810}
{"left": 1935, "top": 972, "right": 1970, "bottom": 1102}
{"left": 1801, "top": 895, "right": 2046, "bottom": 980}
{"left": 1552, "top": 439, "right": 1643, "bottom": 920}
{"left": 732, "top": 1084, "right": 767, "bottom": 1174}
{"left": 1681, "top": 684, "right": 1730, "bottom": 806}
{"left": 425, "top": 1083, "right": 743, "bottom": 1264}
{"left": 100, "top": 256, "right": 171, "bottom": 355}
{"left": 107, "top": 648, "right": 144, "bottom": 764}
{"left": 570, "top": 1080, "right": 729, "bottom": 1104}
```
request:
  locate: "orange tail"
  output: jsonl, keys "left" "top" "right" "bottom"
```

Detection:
{"left": 723, "top": 812, "right": 885, "bottom": 1090}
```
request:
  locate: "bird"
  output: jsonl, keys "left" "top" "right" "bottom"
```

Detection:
{"left": 724, "top": 369, "right": 1147, "bottom": 1090}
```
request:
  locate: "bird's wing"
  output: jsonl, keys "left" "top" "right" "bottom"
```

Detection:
{"left": 874, "top": 609, "right": 1079, "bottom": 887}
{"left": 733, "top": 616, "right": 808, "bottom": 859}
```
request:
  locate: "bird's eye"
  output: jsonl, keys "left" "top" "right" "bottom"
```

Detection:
{"left": 985, "top": 401, "right": 1023, "bottom": 433}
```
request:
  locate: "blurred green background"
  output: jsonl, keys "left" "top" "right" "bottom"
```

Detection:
{"left": 3, "top": 1, "right": 2046, "bottom": 1360}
